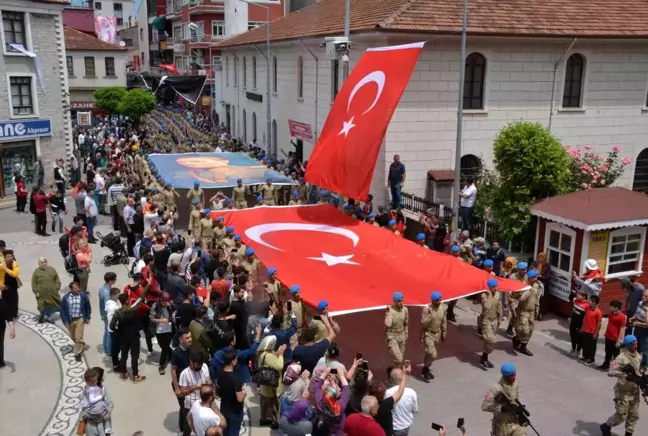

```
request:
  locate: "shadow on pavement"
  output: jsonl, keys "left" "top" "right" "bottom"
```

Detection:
{"left": 572, "top": 419, "right": 605, "bottom": 436}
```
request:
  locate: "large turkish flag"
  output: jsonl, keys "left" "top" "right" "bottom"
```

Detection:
{"left": 213, "top": 205, "right": 527, "bottom": 314}
{"left": 305, "top": 42, "right": 425, "bottom": 202}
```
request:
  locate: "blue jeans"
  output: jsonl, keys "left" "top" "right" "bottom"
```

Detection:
{"left": 102, "top": 318, "right": 111, "bottom": 355}
{"left": 390, "top": 182, "right": 402, "bottom": 209}
{"left": 636, "top": 327, "right": 648, "bottom": 367}
{"left": 222, "top": 412, "right": 244, "bottom": 436}
{"left": 460, "top": 205, "right": 474, "bottom": 236}
{"left": 51, "top": 212, "right": 65, "bottom": 233}
{"left": 87, "top": 215, "right": 97, "bottom": 240}
{"left": 40, "top": 307, "right": 59, "bottom": 321}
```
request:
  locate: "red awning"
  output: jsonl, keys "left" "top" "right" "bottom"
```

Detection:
{"left": 212, "top": 205, "right": 526, "bottom": 315}
{"left": 158, "top": 63, "right": 179, "bottom": 75}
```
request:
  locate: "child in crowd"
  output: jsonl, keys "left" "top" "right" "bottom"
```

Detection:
{"left": 579, "top": 294, "right": 603, "bottom": 366}
{"left": 569, "top": 289, "right": 589, "bottom": 356}
{"left": 599, "top": 300, "right": 627, "bottom": 370}
{"left": 79, "top": 367, "right": 113, "bottom": 434}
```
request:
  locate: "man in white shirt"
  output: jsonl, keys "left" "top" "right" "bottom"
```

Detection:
{"left": 459, "top": 177, "right": 477, "bottom": 237}
{"left": 179, "top": 353, "right": 212, "bottom": 435}
{"left": 94, "top": 170, "right": 106, "bottom": 215}
{"left": 105, "top": 288, "right": 122, "bottom": 371}
{"left": 188, "top": 385, "right": 226, "bottom": 436}
{"left": 385, "top": 367, "right": 418, "bottom": 436}
{"left": 84, "top": 185, "right": 99, "bottom": 243}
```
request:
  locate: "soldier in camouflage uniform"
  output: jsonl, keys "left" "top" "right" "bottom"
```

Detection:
{"left": 481, "top": 362, "right": 526, "bottom": 436}
{"left": 481, "top": 278, "right": 502, "bottom": 369}
{"left": 513, "top": 269, "right": 541, "bottom": 356}
{"left": 420, "top": 291, "right": 447, "bottom": 380}
{"left": 385, "top": 291, "right": 409, "bottom": 368}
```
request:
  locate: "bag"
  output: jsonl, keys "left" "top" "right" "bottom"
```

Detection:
{"left": 64, "top": 255, "right": 78, "bottom": 274}
{"left": 76, "top": 419, "right": 87, "bottom": 435}
{"left": 59, "top": 234, "right": 70, "bottom": 257}
{"left": 252, "top": 352, "right": 279, "bottom": 388}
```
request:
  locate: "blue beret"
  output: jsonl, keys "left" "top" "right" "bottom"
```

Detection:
{"left": 245, "top": 247, "right": 255, "bottom": 256}
{"left": 320, "top": 190, "right": 329, "bottom": 197}
{"left": 290, "top": 285, "right": 301, "bottom": 294}
{"left": 217, "top": 216, "right": 224, "bottom": 222}
{"left": 267, "top": 267, "right": 277, "bottom": 275}
{"left": 192, "top": 199, "right": 199, "bottom": 205}
{"left": 416, "top": 233, "right": 425, "bottom": 241}
{"left": 256, "top": 194, "right": 263, "bottom": 201}
{"left": 236, "top": 178, "right": 242, "bottom": 183}
{"left": 293, "top": 191, "right": 299, "bottom": 197}
{"left": 483, "top": 259, "right": 494, "bottom": 267}
{"left": 202, "top": 208, "right": 211, "bottom": 214}
{"left": 233, "top": 235, "right": 241, "bottom": 241}
{"left": 332, "top": 198, "right": 340, "bottom": 206}
{"left": 624, "top": 335, "right": 638, "bottom": 345}
{"left": 527, "top": 269, "right": 538, "bottom": 279}
{"left": 393, "top": 291, "right": 404, "bottom": 302}
{"left": 194, "top": 180, "right": 200, "bottom": 186}
{"left": 487, "top": 278, "right": 499, "bottom": 288}
{"left": 224, "top": 198, "right": 232, "bottom": 205}
{"left": 317, "top": 300, "right": 329, "bottom": 311}
{"left": 226, "top": 226, "right": 234, "bottom": 233}
{"left": 266, "top": 178, "right": 272, "bottom": 182}
{"left": 344, "top": 204, "right": 353, "bottom": 211}
{"left": 388, "top": 219, "right": 397, "bottom": 226}
{"left": 501, "top": 362, "right": 516, "bottom": 376}
{"left": 368, "top": 212, "right": 376, "bottom": 218}
{"left": 299, "top": 177, "right": 304, "bottom": 182}
{"left": 451, "top": 245, "right": 460, "bottom": 253}
{"left": 430, "top": 291, "right": 442, "bottom": 301}
{"left": 517, "top": 262, "right": 528, "bottom": 270}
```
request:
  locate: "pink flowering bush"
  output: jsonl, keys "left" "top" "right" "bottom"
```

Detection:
{"left": 565, "top": 145, "right": 631, "bottom": 191}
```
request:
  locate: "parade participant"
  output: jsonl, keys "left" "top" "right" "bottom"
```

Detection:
{"left": 188, "top": 200, "right": 202, "bottom": 237}
{"left": 420, "top": 291, "right": 447, "bottom": 380}
{"left": 288, "top": 191, "right": 300, "bottom": 206}
{"left": 388, "top": 220, "right": 401, "bottom": 237}
{"left": 505, "top": 262, "right": 527, "bottom": 337}
{"left": 367, "top": 212, "right": 379, "bottom": 227}
{"left": 163, "top": 183, "right": 180, "bottom": 212}
{"left": 600, "top": 335, "right": 642, "bottom": 436}
{"left": 481, "top": 362, "right": 525, "bottom": 436}
{"left": 233, "top": 179, "right": 248, "bottom": 209}
{"left": 213, "top": 217, "right": 226, "bottom": 246}
{"left": 263, "top": 267, "right": 280, "bottom": 304}
{"left": 385, "top": 292, "right": 409, "bottom": 368}
{"left": 187, "top": 181, "right": 205, "bottom": 210}
{"left": 513, "top": 269, "right": 541, "bottom": 356}
{"left": 297, "top": 178, "right": 308, "bottom": 203}
{"left": 242, "top": 248, "right": 260, "bottom": 283}
{"left": 481, "top": 278, "right": 502, "bottom": 369}
{"left": 259, "top": 179, "right": 278, "bottom": 206}
{"left": 483, "top": 259, "right": 496, "bottom": 276}
{"left": 233, "top": 235, "right": 247, "bottom": 259}
{"left": 310, "top": 300, "right": 341, "bottom": 343}
{"left": 287, "top": 285, "right": 305, "bottom": 345}
{"left": 415, "top": 233, "right": 429, "bottom": 249}
{"left": 221, "top": 227, "right": 236, "bottom": 250}
{"left": 200, "top": 210, "right": 214, "bottom": 250}
{"left": 445, "top": 245, "right": 462, "bottom": 323}
{"left": 317, "top": 190, "right": 330, "bottom": 205}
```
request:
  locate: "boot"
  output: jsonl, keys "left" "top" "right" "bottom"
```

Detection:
{"left": 477, "top": 326, "right": 483, "bottom": 336}
{"left": 519, "top": 344, "right": 533, "bottom": 356}
{"left": 447, "top": 311, "right": 456, "bottom": 322}
{"left": 506, "top": 324, "right": 514, "bottom": 337}
{"left": 422, "top": 366, "right": 434, "bottom": 380}
{"left": 599, "top": 423, "right": 611, "bottom": 436}
{"left": 625, "top": 432, "right": 633, "bottom": 436}
{"left": 481, "top": 353, "right": 494, "bottom": 369}
{"left": 512, "top": 337, "right": 520, "bottom": 350}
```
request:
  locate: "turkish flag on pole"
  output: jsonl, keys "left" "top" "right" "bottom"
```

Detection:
{"left": 213, "top": 205, "right": 527, "bottom": 315}
{"left": 305, "top": 42, "right": 425, "bottom": 201}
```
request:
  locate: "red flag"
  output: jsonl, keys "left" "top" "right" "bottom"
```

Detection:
{"left": 212, "top": 205, "right": 526, "bottom": 314}
{"left": 305, "top": 42, "right": 425, "bottom": 201}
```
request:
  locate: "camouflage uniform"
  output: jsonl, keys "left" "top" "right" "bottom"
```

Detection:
{"left": 482, "top": 291, "right": 502, "bottom": 355}
{"left": 188, "top": 208, "right": 202, "bottom": 237}
{"left": 233, "top": 186, "right": 248, "bottom": 209}
{"left": 481, "top": 378, "right": 526, "bottom": 436}
{"left": 199, "top": 218, "right": 214, "bottom": 250}
{"left": 385, "top": 306, "right": 409, "bottom": 367}
{"left": 420, "top": 303, "right": 447, "bottom": 371}
{"left": 514, "top": 282, "right": 541, "bottom": 349}
{"left": 605, "top": 350, "right": 642, "bottom": 433}
{"left": 259, "top": 184, "right": 277, "bottom": 206}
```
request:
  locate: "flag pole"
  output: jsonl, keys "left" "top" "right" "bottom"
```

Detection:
{"left": 453, "top": 0, "right": 468, "bottom": 240}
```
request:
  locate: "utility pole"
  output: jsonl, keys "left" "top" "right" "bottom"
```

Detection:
{"left": 452, "top": 0, "right": 468, "bottom": 239}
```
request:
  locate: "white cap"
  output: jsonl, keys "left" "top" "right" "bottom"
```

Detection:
{"left": 585, "top": 259, "right": 598, "bottom": 271}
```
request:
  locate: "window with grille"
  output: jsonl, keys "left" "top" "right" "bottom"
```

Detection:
{"left": 212, "top": 21, "right": 225, "bottom": 38}
{"left": 105, "top": 57, "right": 115, "bottom": 77}
{"left": 9, "top": 76, "right": 33, "bottom": 116}
{"left": 563, "top": 54, "right": 584, "bottom": 108}
{"left": 95, "top": 2, "right": 102, "bottom": 9}
{"left": 252, "top": 56, "right": 257, "bottom": 89}
{"left": 607, "top": 228, "right": 646, "bottom": 276}
{"left": 225, "top": 56, "right": 229, "bottom": 85}
{"left": 331, "top": 59, "right": 339, "bottom": 101}
{"left": 2, "top": 11, "right": 27, "bottom": 52}
{"left": 234, "top": 57, "right": 238, "bottom": 87}
{"left": 546, "top": 226, "right": 574, "bottom": 273}
{"left": 116, "top": 17, "right": 123, "bottom": 26}
{"left": 272, "top": 56, "right": 278, "bottom": 93}
{"left": 463, "top": 52, "right": 486, "bottom": 110}
{"left": 67, "top": 56, "right": 74, "bottom": 77}
{"left": 84, "top": 57, "right": 96, "bottom": 76}
{"left": 114, "top": 2, "right": 123, "bottom": 11}
{"left": 297, "top": 56, "right": 304, "bottom": 99}
{"left": 242, "top": 57, "right": 247, "bottom": 88}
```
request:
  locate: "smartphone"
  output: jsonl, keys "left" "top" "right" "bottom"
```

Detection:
{"left": 313, "top": 315, "right": 322, "bottom": 321}
{"left": 403, "top": 359, "right": 411, "bottom": 367}
{"left": 457, "top": 418, "right": 464, "bottom": 428}
{"left": 431, "top": 423, "right": 443, "bottom": 431}
{"left": 287, "top": 301, "right": 292, "bottom": 311}
{"left": 356, "top": 352, "right": 363, "bottom": 360}
{"left": 360, "top": 361, "right": 369, "bottom": 371}
{"left": 330, "top": 368, "right": 338, "bottom": 375}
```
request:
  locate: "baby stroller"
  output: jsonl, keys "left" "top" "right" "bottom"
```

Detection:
{"left": 96, "top": 231, "right": 130, "bottom": 267}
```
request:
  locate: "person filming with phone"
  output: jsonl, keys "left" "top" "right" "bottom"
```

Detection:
{"left": 433, "top": 422, "right": 467, "bottom": 435}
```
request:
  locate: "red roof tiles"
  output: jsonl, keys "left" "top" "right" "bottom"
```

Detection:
{"left": 428, "top": 170, "right": 455, "bottom": 182}
{"left": 216, "top": 0, "right": 648, "bottom": 48}
{"left": 64, "top": 27, "right": 126, "bottom": 51}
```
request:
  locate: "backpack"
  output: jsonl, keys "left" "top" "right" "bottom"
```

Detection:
{"left": 59, "top": 234, "right": 70, "bottom": 257}
{"left": 64, "top": 254, "right": 77, "bottom": 274}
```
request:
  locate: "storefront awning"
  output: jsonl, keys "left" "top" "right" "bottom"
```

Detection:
{"left": 152, "top": 16, "right": 167, "bottom": 30}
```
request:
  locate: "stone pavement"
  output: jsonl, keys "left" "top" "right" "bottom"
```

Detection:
{"left": 0, "top": 207, "right": 646, "bottom": 436}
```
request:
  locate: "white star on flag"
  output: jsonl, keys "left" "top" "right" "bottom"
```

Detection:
{"left": 338, "top": 117, "right": 356, "bottom": 137}
{"left": 307, "top": 252, "right": 359, "bottom": 266}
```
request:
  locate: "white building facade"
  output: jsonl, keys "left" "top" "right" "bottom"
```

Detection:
{"left": 216, "top": 32, "right": 648, "bottom": 207}
{"left": 0, "top": 0, "right": 73, "bottom": 197}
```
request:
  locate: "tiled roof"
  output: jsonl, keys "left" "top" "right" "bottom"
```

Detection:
{"left": 64, "top": 27, "right": 126, "bottom": 51}
{"left": 37, "top": 0, "right": 70, "bottom": 4}
{"left": 216, "top": 0, "right": 648, "bottom": 48}
{"left": 428, "top": 170, "right": 455, "bottom": 182}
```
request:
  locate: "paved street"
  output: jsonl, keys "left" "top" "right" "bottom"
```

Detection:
{"left": 0, "top": 205, "right": 646, "bottom": 436}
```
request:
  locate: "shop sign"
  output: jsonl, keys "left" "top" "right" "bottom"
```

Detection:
{"left": 71, "top": 102, "right": 95, "bottom": 110}
{"left": 0, "top": 119, "right": 52, "bottom": 139}
{"left": 587, "top": 230, "right": 610, "bottom": 274}
{"left": 548, "top": 269, "right": 572, "bottom": 302}
{"left": 77, "top": 111, "right": 92, "bottom": 126}
{"left": 173, "top": 43, "right": 185, "bottom": 53}
{"left": 288, "top": 119, "right": 313, "bottom": 141}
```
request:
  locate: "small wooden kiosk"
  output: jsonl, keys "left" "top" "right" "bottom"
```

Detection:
{"left": 529, "top": 187, "right": 648, "bottom": 316}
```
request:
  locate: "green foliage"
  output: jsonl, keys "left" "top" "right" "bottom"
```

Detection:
{"left": 491, "top": 121, "right": 570, "bottom": 239}
{"left": 474, "top": 166, "right": 499, "bottom": 219}
{"left": 93, "top": 87, "right": 127, "bottom": 113}
{"left": 117, "top": 89, "right": 156, "bottom": 123}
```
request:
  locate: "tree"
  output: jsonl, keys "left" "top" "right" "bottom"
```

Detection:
{"left": 93, "top": 87, "right": 127, "bottom": 113}
{"left": 117, "top": 89, "right": 156, "bottom": 123}
{"left": 491, "top": 121, "right": 570, "bottom": 239}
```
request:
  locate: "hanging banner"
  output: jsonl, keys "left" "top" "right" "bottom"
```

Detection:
{"left": 95, "top": 16, "right": 117, "bottom": 44}
{"left": 288, "top": 119, "right": 313, "bottom": 141}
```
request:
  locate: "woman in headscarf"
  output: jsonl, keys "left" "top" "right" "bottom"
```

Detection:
{"left": 279, "top": 363, "right": 314, "bottom": 436}
{"left": 313, "top": 366, "right": 350, "bottom": 436}
{"left": 257, "top": 334, "right": 287, "bottom": 429}
{"left": 31, "top": 258, "right": 62, "bottom": 323}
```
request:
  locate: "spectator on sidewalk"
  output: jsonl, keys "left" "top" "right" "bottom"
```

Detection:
{"left": 217, "top": 349, "right": 246, "bottom": 436}
{"left": 579, "top": 294, "right": 603, "bottom": 366}
{"left": 386, "top": 366, "right": 418, "bottom": 436}
{"left": 60, "top": 281, "right": 91, "bottom": 362}
{"left": 187, "top": 385, "right": 226, "bottom": 436}
{"left": 599, "top": 300, "right": 627, "bottom": 370}
{"left": 179, "top": 352, "right": 212, "bottom": 436}
{"left": 31, "top": 257, "right": 62, "bottom": 324}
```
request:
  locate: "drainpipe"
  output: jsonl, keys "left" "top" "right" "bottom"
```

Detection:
{"left": 548, "top": 38, "right": 578, "bottom": 131}
{"left": 225, "top": 47, "right": 240, "bottom": 135}
{"left": 299, "top": 39, "right": 319, "bottom": 144}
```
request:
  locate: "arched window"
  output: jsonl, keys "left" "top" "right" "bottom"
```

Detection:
{"left": 242, "top": 56, "right": 247, "bottom": 88}
{"left": 272, "top": 55, "right": 278, "bottom": 93}
{"left": 463, "top": 52, "right": 486, "bottom": 110}
{"left": 633, "top": 148, "right": 648, "bottom": 193}
{"left": 225, "top": 56, "right": 229, "bottom": 86}
{"left": 233, "top": 57, "right": 238, "bottom": 87}
{"left": 252, "top": 56, "right": 257, "bottom": 89}
{"left": 460, "top": 154, "right": 481, "bottom": 181}
{"left": 231, "top": 106, "right": 236, "bottom": 136}
{"left": 563, "top": 54, "right": 585, "bottom": 108}
{"left": 252, "top": 112, "right": 257, "bottom": 142}
{"left": 242, "top": 109, "right": 247, "bottom": 143}
{"left": 272, "top": 119, "right": 278, "bottom": 156}
{"left": 297, "top": 56, "right": 304, "bottom": 99}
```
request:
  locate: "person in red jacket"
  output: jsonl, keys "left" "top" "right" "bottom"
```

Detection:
{"left": 123, "top": 273, "right": 155, "bottom": 355}
{"left": 32, "top": 188, "right": 50, "bottom": 236}
{"left": 15, "top": 175, "right": 28, "bottom": 213}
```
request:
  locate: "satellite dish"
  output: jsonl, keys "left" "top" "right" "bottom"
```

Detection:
{"left": 119, "top": 41, "right": 126, "bottom": 47}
